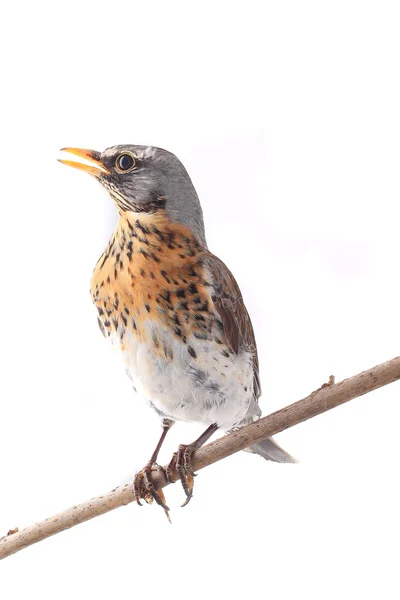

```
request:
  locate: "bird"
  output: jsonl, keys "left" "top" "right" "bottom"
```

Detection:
{"left": 59, "top": 144, "right": 295, "bottom": 515}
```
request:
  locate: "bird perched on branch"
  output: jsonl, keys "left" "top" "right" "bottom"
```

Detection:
{"left": 59, "top": 145, "right": 295, "bottom": 516}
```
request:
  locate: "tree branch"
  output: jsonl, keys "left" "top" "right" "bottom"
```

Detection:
{"left": 2, "top": 356, "right": 400, "bottom": 560}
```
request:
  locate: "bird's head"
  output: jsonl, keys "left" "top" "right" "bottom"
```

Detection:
{"left": 59, "top": 144, "right": 206, "bottom": 244}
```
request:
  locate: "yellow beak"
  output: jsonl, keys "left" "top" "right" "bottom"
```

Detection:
{"left": 58, "top": 147, "right": 110, "bottom": 176}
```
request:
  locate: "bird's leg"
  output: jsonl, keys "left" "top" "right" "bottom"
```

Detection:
{"left": 167, "top": 423, "right": 218, "bottom": 507}
{"left": 133, "top": 419, "right": 174, "bottom": 516}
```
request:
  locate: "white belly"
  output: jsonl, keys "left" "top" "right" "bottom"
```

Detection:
{"left": 109, "top": 320, "right": 256, "bottom": 430}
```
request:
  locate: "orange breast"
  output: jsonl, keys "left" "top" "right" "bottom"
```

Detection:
{"left": 90, "top": 210, "right": 224, "bottom": 357}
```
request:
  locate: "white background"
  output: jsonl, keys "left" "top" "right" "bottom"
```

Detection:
{"left": 1, "top": 1, "right": 400, "bottom": 598}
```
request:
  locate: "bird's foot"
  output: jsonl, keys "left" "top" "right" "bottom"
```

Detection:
{"left": 133, "top": 462, "right": 171, "bottom": 522}
{"left": 167, "top": 443, "right": 199, "bottom": 507}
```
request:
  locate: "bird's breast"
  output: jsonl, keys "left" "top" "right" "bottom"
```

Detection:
{"left": 90, "top": 211, "right": 224, "bottom": 358}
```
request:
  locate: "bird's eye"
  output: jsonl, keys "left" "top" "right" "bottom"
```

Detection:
{"left": 115, "top": 153, "right": 136, "bottom": 172}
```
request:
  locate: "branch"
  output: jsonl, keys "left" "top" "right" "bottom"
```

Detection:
{"left": 2, "top": 356, "right": 400, "bottom": 560}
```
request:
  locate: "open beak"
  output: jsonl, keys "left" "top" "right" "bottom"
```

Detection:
{"left": 58, "top": 148, "right": 110, "bottom": 176}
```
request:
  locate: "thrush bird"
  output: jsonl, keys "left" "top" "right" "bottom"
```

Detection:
{"left": 59, "top": 145, "right": 295, "bottom": 514}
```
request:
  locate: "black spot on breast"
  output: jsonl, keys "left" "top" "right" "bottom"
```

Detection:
{"left": 188, "top": 346, "right": 197, "bottom": 359}
{"left": 195, "top": 301, "right": 208, "bottom": 312}
{"left": 151, "top": 225, "right": 164, "bottom": 241}
{"left": 189, "top": 283, "right": 198, "bottom": 294}
{"left": 190, "top": 368, "right": 207, "bottom": 385}
{"left": 145, "top": 304, "right": 151, "bottom": 313}
{"left": 176, "top": 289, "right": 186, "bottom": 298}
{"left": 136, "top": 219, "right": 150, "bottom": 234}
{"left": 163, "top": 342, "right": 173, "bottom": 360}
{"left": 97, "top": 318, "right": 106, "bottom": 337}
{"left": 161, "top": 270, "right": 170, "bottom": 283}
{"left": 174, "top": 327, "right": 187, "bottom": 343}
{"left": 99, "top": 254, "right": 108, "bottom": 269}
{"left": 221, "top": 350, "right": 230, "bottom": 358}
{"left": 206, "top": 381, "right": 220, "bottom": 393}
{"left": 194, "top": 332, "right": 208, "bottom": 340}
{"left": 159, "top": 290, "right": 171, "bottom": 304}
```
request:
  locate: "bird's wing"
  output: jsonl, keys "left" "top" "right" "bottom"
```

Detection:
{"left": 204, "top": 252, "right": 261, "bottom": 400}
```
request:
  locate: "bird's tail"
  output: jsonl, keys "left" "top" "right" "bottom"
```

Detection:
{"left": 245, "top": 436, "right": 297, "bottom": 463}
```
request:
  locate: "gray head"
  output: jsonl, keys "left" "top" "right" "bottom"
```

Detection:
{"left": 59, "top": 144, "right": 206, "bottom": 245}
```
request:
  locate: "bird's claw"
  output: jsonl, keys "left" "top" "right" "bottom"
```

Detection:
{"left": 133, "top": 462, "right": 171, "bottom": 519}
{"left": 167, "top": 443, "right": 199, "bottom": 507}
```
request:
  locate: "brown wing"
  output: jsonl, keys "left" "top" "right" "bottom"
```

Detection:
{"left": 204, "top": 252, "right": 261, "bottom": 400}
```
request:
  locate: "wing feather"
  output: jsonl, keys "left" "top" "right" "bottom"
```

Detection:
{"left": 204, "top": 252, "right": 261, "bottom": 400}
